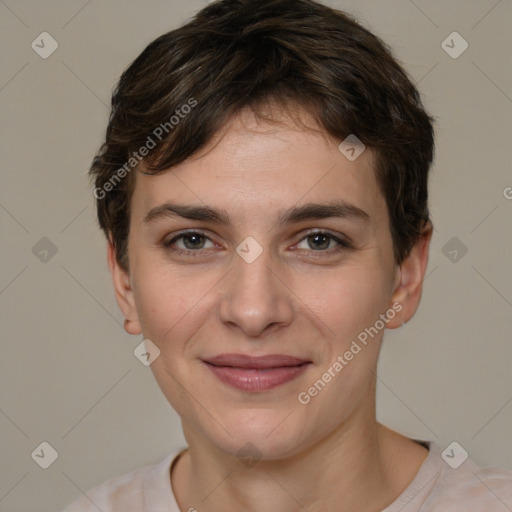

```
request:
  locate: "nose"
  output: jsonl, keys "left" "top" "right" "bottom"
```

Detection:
{"left": 218, "top": 245, "right": 294, "bottom": 338}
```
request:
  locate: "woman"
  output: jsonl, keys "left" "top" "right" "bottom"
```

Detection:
{"left": 63, "top": 0, "right": 512, "bottom": 510}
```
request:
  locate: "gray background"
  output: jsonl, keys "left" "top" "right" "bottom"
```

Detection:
{"left": 1, "top": 0, "right": 511, "bottom": 510}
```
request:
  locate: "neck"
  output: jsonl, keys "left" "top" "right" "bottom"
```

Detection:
{"left": 172, "top": 396, "right": 428, "bottom": 512}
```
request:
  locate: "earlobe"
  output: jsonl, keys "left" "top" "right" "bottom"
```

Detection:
{"left": 107, "top": 238, "right": 142, "bottom": 335}
{"left": 387, "top": 223, "right": 433, "bottom": 329}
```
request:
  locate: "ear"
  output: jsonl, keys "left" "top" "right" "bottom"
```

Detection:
{"left": 107, "top": 237, "right": 142, "bottom": 335}
{"left": 387, "top": 222, "right": 433, "bottom": 329}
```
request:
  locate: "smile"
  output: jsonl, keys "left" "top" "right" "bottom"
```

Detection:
{"left": 202, "top": 354, "right": 312, "bottom": 392}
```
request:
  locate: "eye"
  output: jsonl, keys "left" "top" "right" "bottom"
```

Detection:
{"left": 162, "top": 229, "right": 351, "bottom": 257}
{"left": 295, "top": 230, "right": 351, "bottom": 252}
{"left": 164, "top": 231, "right": 216, "bottom": 252}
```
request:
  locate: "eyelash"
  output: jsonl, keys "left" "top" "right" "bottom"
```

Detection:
{"left": 163, "top": 229, "right": 352, "bottom": 257}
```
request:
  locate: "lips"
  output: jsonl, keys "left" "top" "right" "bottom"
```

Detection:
{"left": 203, "top": 353, "right": 311, "bottom": 392}
{"left": 204, "top": 353, "right": 310, "bottom": 369}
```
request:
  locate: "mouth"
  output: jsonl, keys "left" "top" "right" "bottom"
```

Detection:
{"left": 202, "top": 354, "right": 312, "bottom": 392}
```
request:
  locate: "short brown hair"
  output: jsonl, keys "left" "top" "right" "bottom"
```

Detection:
{"left": 90, "top": 0, "right": 435, "bottom": 270}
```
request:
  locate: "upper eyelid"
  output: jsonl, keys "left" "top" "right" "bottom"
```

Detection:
{"left": 301, "top": 228, "right": 348, "bottom": 239}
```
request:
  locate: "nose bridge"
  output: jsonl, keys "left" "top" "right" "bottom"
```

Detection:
{"left": 218, "top": 241, "right": 293, "bottom": 336}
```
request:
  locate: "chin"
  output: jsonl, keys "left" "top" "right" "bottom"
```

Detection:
{"left": 215, "top": 434, "right": 306, "bottom": 462}
{"left": 203, "top": 408, "right": 312, "bottom": 461}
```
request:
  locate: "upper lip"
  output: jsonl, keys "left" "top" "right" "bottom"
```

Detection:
{"left": 203, "top": 353, "right": 311, "bottom": 369}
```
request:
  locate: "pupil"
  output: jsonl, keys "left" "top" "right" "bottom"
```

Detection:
{"left": 309, "top": 234, "right": 329, "bottom": 250}
{"left": 184, "top": 234, "right": 203, "bottom": 249}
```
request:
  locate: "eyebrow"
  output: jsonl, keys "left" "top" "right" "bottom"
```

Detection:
{"left": 143, "top": 199, "right": 370, "bottom": 225}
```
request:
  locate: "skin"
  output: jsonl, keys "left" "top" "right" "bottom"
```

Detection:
{"left": 108, "top": 105, "right": 433, "bottom": 512}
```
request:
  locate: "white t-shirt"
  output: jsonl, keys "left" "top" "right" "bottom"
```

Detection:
{"left": 62, "top": 440, "right": 512, "bottom": 511}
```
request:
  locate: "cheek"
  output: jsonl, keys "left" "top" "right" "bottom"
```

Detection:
{"left": 295, "top": 262, "right": 393, "bottom": 340}
{"left": 131, "top": 260, "right": 222, "bottom": 352}
{"left": 132, "top": 263, "right": 188, "bottom": 340}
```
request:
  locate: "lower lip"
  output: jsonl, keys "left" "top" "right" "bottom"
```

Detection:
{"left": 204, "top": 362, "right": 311, "bottom": 392}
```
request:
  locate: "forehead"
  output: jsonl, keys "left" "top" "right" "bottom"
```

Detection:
{"left": 131, "top": 107, "right": 386, "bottom": 223}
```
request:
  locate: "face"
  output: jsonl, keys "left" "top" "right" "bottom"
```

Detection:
{"left": 110, "top": 107, "right": 430, "bottom": 460}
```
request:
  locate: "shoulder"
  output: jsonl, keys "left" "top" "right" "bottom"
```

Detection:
{"left": 60, "top": 450, "right": 181, "bottom": 512}
{"left": 424, "top": 443, "right": 512, "bottom": 511}
{"left": 431, "top": 465, "right": 512, "bottom": 510}
{"left": 60, "top": 463, "right": 150, "bottom": 512}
